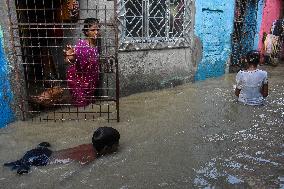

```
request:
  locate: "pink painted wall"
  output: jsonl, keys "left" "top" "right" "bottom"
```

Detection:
{"left": 258, "top": 0, "right": 283, "bottom": 51}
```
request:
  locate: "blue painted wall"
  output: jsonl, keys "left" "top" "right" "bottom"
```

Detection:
{"left": 239, "top": 1, "right": 258, "bottom": 54}
{"left": 231, "top": 0, "right": 263, "bottom": 65}
{"left": 254, "top": 0, "right": 264, "bottom": 50}
{"left": 194, "top": 0, "right": 236, "bottom": 80}
{"left": 0, "top": 26, "right": 14, "bottom": 128}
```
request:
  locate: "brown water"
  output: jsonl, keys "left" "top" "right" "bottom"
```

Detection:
{"left": 0, "top": 65, "right": 283, "bottom": 189}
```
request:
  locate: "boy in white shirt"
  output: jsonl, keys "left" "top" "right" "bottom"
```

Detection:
{"left": 235, "top": 51, "right": 268, "bottom": 105}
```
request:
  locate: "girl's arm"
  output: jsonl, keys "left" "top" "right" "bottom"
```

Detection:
{"left": 235, "top": 88, "right": 241, "bottom": 97}
{"left": 235, "top": 71, "right": 242, "bottom": 97}
{"left": 63, "top": 45, "right": 76, "bottom": 64}
{"left": 261, "top": 72, "right": 268, "bottom": 97}
{"left": 261, "top": 83, "right": 268, "bottom": 97}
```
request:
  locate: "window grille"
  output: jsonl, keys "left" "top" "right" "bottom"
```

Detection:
{"left": 117, "top": 0, "right": 193, "bottom": 50}
{"left": 7, "top": 0, "right": 120, "bottom": 122}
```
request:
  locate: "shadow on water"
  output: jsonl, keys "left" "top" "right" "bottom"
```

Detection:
{"left": 0, "top": 64, "right": 283, "bottom": 188}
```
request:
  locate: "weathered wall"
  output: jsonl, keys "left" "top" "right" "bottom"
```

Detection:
{"left": 0, "top": 26, "right": 14, "bottom": 128}
{"left": 0, "top": 0, "right": 26, "bottom": 126}
{"left": 119, "top": 47, "right": 195, "bottom": 96}
{"left": 258, "top": 0, "right": 283, "bottom": 50}
{"left": 194, "top": 0, "right": 235, "bottom": 80}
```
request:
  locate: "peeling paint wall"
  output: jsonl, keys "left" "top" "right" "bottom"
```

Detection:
{"left": 258, "top": 0, "right": 283, "bottom": 51}
{"left": 0, "top": 0, "right": 26, "bottom": 124}
{"left": 119, "top": 48, "right": 195, "bottom": 96}
{"left": 194, "top": 0, "right": 235, "bottom": 80}
{"left": 0, "top": 26, "right": 14, "bottom": 128}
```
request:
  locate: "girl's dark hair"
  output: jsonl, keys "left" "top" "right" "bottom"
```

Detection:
{"left": 92, "top": 127, "right": 120, "bottom": 153}
{"left": 82, "top": 18, "right": 100, "bottom": 36}
{"left": 82, "top": 18, "right": 101, "bottom": 53}
{"left": 246, "top": 50, "right": 260, "bottom": 67}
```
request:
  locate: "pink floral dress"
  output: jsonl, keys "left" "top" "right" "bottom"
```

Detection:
{"left": 67, "top": 39, "right": 99, "bottom": 106}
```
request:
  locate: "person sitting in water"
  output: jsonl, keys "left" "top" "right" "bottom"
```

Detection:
{"left": 235, "top": 50, "right": 268, "bottom": 106}
{"left": 4, "top": 127, "right": 120, "bottom": 175}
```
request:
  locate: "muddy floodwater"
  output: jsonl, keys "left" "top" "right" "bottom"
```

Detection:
{"left": 0, "top": 64, "right": 283, "bottom": 189}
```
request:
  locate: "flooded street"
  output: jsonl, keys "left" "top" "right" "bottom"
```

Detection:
{"left": 0, "top": 64, "right": 283, "bottom": 189}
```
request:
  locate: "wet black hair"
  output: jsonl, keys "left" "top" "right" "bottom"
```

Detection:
{"left": 246, "top": 50, "right": 260, "bottom": 67}
{"left": 82, "top": 18, "right": 100, "bottom": 36}
{"left": 37, "top": 142, "right": 51, "bottom": 148}
{"left": 92, "top": 127, "right": 120, "bottom": 153}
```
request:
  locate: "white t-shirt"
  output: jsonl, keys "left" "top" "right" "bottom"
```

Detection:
{"left": 236, "top": 69, "right": 268, "bottom": 105}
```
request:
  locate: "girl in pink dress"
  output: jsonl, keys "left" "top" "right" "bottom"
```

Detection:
{"left": 64, "top": 18, "right": 100, "bottom": 106}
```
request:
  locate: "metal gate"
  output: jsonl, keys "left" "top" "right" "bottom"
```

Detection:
{"left": 231, "top": 0, "right": 259, "bottom": 66}
{"left": 6, "top": 0, "right": 119, "bottom": 122}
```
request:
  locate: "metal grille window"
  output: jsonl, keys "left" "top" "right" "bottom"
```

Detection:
{"left": 7, "top": 0, "right": 120, "bottom": 122}
{"left": 117, "top": 0, "right": 193, "bottom": 50}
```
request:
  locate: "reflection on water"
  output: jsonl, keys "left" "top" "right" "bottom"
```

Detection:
{"left": 0, "top": 65, "right": 283, "bottom": 188}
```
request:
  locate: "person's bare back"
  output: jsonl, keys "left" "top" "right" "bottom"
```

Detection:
{"left": 49, "top": 144, "right": 97, "bottom": 165}
{"left": 4, "top": 127, "right": 120, "bottom": 174}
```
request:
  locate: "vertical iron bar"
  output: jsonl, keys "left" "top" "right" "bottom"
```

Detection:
{"left": 107, "top": 102, "right": 110, "bottom": 122}
{"left": 76, "top": 106, "right": 79, "bottom": 121}
{"left": 54, "top": 111, "right": 56, "bottom": 122}
{"left": 114, "top": 0, "right": 120, "bottom": 122}
{"left": 115, "top": 57, "right": 120, "bottom": 122}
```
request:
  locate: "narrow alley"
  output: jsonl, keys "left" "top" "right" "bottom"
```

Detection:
{"left": 0, "top": 63, "right": 283, "bottom": 188}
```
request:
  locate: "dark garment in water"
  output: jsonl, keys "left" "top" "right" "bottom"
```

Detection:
{"left": 4, "top": 142, "right": 52, "bottom": 174}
